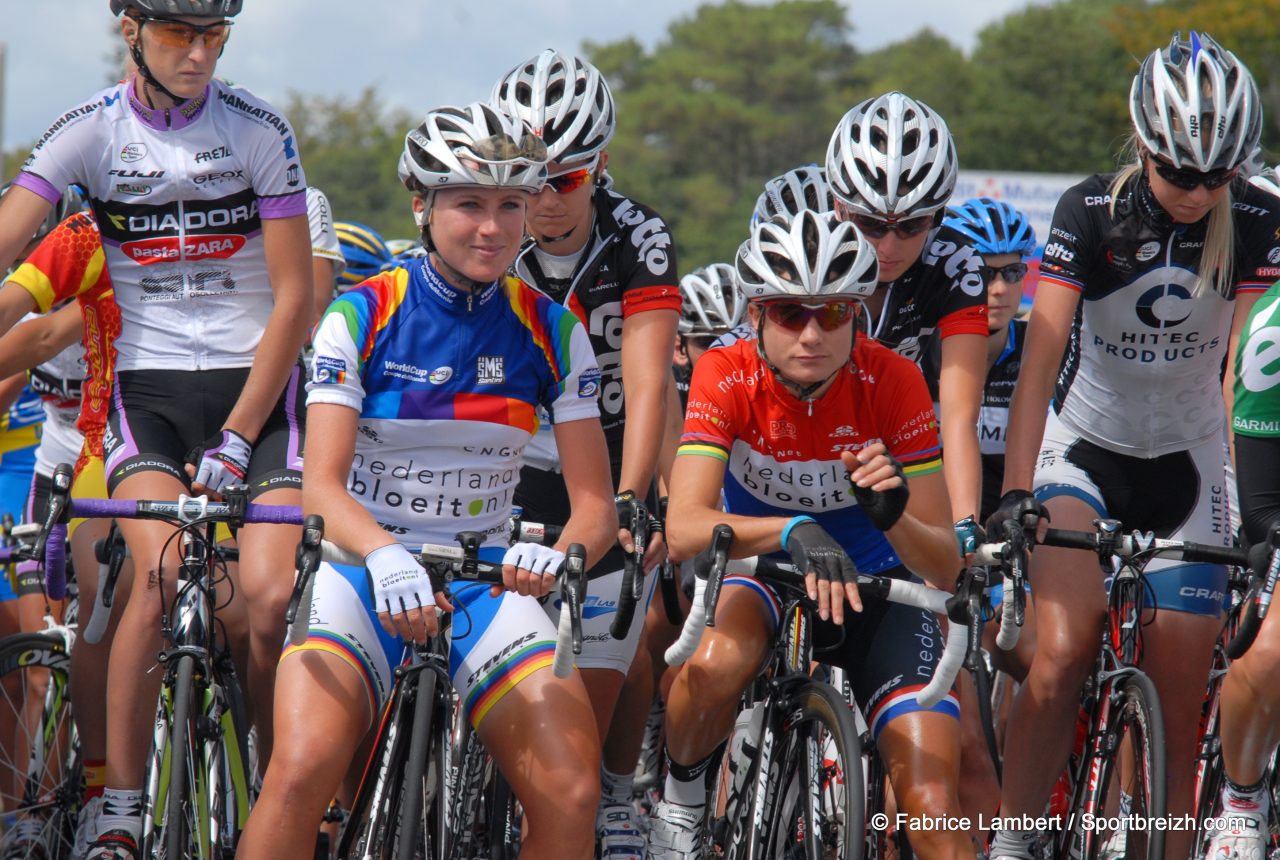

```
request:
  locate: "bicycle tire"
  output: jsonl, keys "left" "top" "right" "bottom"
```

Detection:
{"left": 750, "top": 681, "right": 864, "bottom": 860}
{"left": 0, "top": 632, "right": 79, "bottom": 859}
{"left": 162, "top": 656, "right": 197, "bottom": 860}
{"left": 396, "top": 667, "right": 447, "bottom": 860}
{"left": 339, "top": 684, "right": 412, "bottom": 859}
{"left": 970, "top": 654, "right": 1003, "bottom": 781}
{"left": 1067, "top": 671, "right": 1166, "bottom": 860}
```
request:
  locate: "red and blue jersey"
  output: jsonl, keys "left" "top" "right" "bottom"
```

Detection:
{"left": 678, "top": 337, "right": 942, "bottom": 573}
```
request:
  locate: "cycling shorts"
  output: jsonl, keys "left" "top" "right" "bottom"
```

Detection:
{"left": 541, "top": 563, "right": 657, "bottom": 674}
{"left": 103, "top": 366, "right": 304, "bottom": 499}
{"left": 285, "top": 550, "right": 565, "bottom": 729}
{"left": 1033, "top": 409, "right": 1233, "bottom": 617}
{"left": 722, "top": 563, "right": 960, "bottom": 741}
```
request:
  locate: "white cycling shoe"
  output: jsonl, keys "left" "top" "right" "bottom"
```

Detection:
{"left": 73, "top": 796, "right": 104, "bottom": 859}
{"left": 646, "top": 800, "right": 703, "bottom": 860}
{"left": 598, "top": 800, "right": 646, "bottom": 859}
{"left": 1203, "top": 807, "right": 1268, "bottom": 860}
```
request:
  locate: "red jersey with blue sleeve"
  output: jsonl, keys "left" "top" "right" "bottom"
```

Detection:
{"left": 678, "top": 337, "right": 942, "bottom": 573}
{"left": 306, "top": 258, "right": 601, "bottom": 550}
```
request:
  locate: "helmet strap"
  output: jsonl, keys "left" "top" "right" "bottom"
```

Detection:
{"left": 129, "top": 28, "right": 186, "bottom": 109}
{"left": 753, "top": 314, "right": 847, "bottom": 402}
{"left": 430, "top": 250, "right": 491, "bottom": 294}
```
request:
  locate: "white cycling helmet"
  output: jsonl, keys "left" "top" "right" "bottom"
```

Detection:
{"left": 1130, "top": 31, "right": 1261, "bottom": 173}
{"left": 736, "top": 210, "right": 878, "bottom": 302}
{"left": 398, "top": 102, "right": 548, "bottom": 198}
{"left": 752, "top": 165, "right": 832, "bottom": 226}
{"left": 826, "top": 91, "right": 957, "bottom": 218}
{"left": 491, "top": 49, "right": 616, "bottom": 169}
{"left": 1250, "top": 165, "right": 1280, "bottom": 200}
{"left": 679, "top": 264, "right": 746, "bottom": 336}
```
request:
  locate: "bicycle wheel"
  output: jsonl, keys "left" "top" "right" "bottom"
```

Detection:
{"left": 339, "top": 683, "right": 413, "bottom": 859}
{"left": 161, "top": 656, "right": 198, "bottom": 860}
{"left": 0, "top": 632, "right": 78, "bottom": 859}
{"left": 1070, "top": 671, "right": 1166, "bottom": 860}
{"left": 752, "top": 681, "right": 864, "bottom": 860}
{"left": 395, "top": 667, "right": 448, "bottom": 860}
{"left": 1192, "top": 646, "right": 1230, "bottom": 859}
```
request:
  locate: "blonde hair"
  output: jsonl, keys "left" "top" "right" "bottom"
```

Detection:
{"left": 1108, "top": 134, "right": 1235, "bottom": 299}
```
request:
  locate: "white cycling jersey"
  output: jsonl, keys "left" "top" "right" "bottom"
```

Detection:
{"left": 14, "top": 78, "right": 307, "bottom": 373}
{"left": 21, "top": 312, "right": 87, "bottom": 478}
{"left": 306, "top": 186, "right": 345, "bottom": 277}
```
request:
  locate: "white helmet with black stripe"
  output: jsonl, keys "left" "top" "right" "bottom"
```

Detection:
{"left": 736, "top": 210, "right": 878, "bottom": 302}
{"left": 491, "top": 49, "right": 616, "bottom": 169}
{"left": 398, "top": 102, "right": 548, "bottom": 198}
{"left": 826, "top": 91, "right": 957, "bottom": 219}
{"left": 752, "top": 165, "right": 833, "bottom": 226}
{"left": 1130, "top": 31, "right": 1261, "bottom": 173}
{"left": 679, "top": 264, "right": 745, "bottom": 335}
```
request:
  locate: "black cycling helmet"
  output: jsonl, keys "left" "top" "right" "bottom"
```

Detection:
{"left": 111, "top": 0, "right": 242, "bottom": 15}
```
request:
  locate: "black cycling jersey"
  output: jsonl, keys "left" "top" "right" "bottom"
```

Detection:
{"left": 866, "top": 222, "right": 989, "bottom": 371}
{"left": 512, "top": 187, "right": 680, "bottom": 565}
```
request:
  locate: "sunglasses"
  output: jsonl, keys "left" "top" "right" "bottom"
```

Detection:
{"left": 763, "top": 301, "right": 857, "bottom": 332}
{"left": 546, "top": 166, "right": 594, "bottom": 195}
{"left": 979, "top": 262, "right": 1028, "bottom": 283}
{"left": 139, "top": 16, "right": 233, "bottom": 50}
{"left": 850, "top": 212, "right": 933, "bottom": 240}
{"left": 1151, "top": 158, "right": 1236, "bottom": 191}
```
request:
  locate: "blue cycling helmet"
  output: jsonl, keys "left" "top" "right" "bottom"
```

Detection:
{"left": 944, "top": 198, "right": 1037, "bottom": 257}
{"left": 335, "top": 221, "right": 394, "bottom": 290}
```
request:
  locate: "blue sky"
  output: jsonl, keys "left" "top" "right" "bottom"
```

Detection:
{"left": 4, "top": 0, "right": 1048, "bottom": 153}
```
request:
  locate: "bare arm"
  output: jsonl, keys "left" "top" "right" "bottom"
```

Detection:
{"left": 0, "top": 303, "right": 82, "bottom": 378}
{"left": 0, "top": 186, "right": 53, "bottom": 277}
{"left": 220, "top": 214, "right": 313, "bottom": 442}
{"left": 0, "top": 283, "right": 43, "bottom": 348}
{"left": 551, "top": 416, "right": 620, "bottom": 568}
{"left": 655, "top": 372, "right": 683, "bottom": 495}
{"left": 301, "top": 402, "right": 399, "bottom": 557}
{"left": 1224, "top": 291, "right": 1262, "bottom": 466}
{"left": 310, "top": 257, "right": 337, "bottom": 330}
{"left": 1000, "top": 283, "right": 1080, "bottom": 493}
{"left": 618, "top": 309, "right": 679, "bottom": 497}
{"left": 667, "top": 452, "right": 792, "bottom": 561}
{"left": 937, "top": 332, "right": 986, "bottom": 523}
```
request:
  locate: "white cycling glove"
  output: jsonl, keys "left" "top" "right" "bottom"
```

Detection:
{"left": 502, "top": 542, "right": 565, "bottom": 577}
{"left": 189, "top": 429, "right": 252, "bottom": 493}
{"left": 365, "top": 543, "right": 432, "bottom": 617}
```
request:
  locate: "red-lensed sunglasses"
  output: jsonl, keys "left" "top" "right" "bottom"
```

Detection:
{"left": 763, "top": 301, "right": 857, "bottom": 332}
{"left": 546, "top": 166, "right": 594, "bottom": 195}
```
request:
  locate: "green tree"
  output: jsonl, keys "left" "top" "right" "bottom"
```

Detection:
{"left": 960, "top": 0, "right": 1143, "bottom": 173}
{"left": 586, "top": 0, "right": 859, "bottom": 268}
{"left": 851, "top": 28, "right": 971, "bottom": 128}
{"left": 283, "top": 87, "right": 414, "bottom": 239}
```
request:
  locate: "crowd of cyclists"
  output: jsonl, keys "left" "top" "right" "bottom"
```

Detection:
{"left": 0, "top": 2, "right": 1278, "bottom": 859}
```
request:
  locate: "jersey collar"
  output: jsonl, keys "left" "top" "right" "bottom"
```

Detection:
{"left": 417, "top": 257, "right": 501, "bottom": 313}
{"left": 127, "top": 78, "right": 211, "bottom": 131}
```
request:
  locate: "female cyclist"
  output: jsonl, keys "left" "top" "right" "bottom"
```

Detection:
{"left": 238, "top": 102, "right": 617, "bottom": 860}
{"left": 0, "top": 2, "right": 314, "bottom": 854}
{"left": 651, "top": 209, "right": 969, "bottom": 860}
{"left": 986, "top": 32, "right": 1277, "bottom": 860}
{"left": 492, "top": 49, "right": 682, "bottom": 856}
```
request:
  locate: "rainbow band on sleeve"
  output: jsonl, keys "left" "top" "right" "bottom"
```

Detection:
{"left": 504, "top": 277, "right": 576, "bottom": 385}
{"left": 899, "top": 443, "right": 943, "bottom": 478}
{"left": 464, "top": 640, "right": 557, "bottom": 727}
{"left": 676, "top": 436, "right": 730, "bottom": 462}
{"left": 1036, "top": 272, "right": 1084, "bottom": 293}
